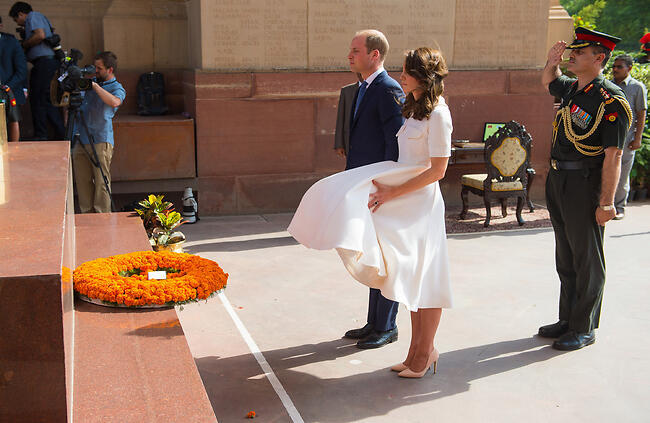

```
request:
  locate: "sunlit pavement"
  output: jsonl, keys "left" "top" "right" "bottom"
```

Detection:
{"left": 177, "top": 202, "right": 650, "bottom": 423}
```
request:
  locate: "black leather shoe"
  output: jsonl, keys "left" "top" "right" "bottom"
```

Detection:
{"left": 356, "top": 328, "right": 398, "bottom": 349}
{"left": 552, "top": 330, "right": 595, "bottom": 351}
{"left": 344, "top": 323, "right": 374, "bottom": 339}
{"left": 538, "top": 320, "right": 569, "bottom": 338}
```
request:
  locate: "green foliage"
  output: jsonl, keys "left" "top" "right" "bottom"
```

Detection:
{"left": 572, "top": 15, "right": 597, "bottom": 30}
{"left": 135, "top": 194, "right": 174, "bottom": 236}
{"left": 153, "top": 210, "right": 185, "bottom": 246}
{"left": 561, "top": 0, "right": 596, "bottom": 15}
{"left": 118, "top": 268, "right": 142, "bottom": 277}
{"left": 560, "top": 0, "right": 650, "bottom": 51}
{"left": 630, "top": 139, "right": 650, "bottom": 187}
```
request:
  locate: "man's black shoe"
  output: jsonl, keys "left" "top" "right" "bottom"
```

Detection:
{"left": 614, "top": 210, "right": 625, "bottom": 220}
{"left": 538, "top": 320, "right": 569, "bottom": 338}
{"left": 552, "top": 330, "right": 595, "bottom": 351}
{"left": 344, "top": 323, "right": 374, "bottom": 339}
{"left": 356, "top": 328, "right": 398, "bottom": 349}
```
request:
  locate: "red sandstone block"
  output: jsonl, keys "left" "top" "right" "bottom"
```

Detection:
{"left": 253, "top": 72, "right": 357, "bottom": 98}
{"left": 197, "top": 176, "right": 237, "bottom": 215}
{"left": 112, "top": 117, "right": 196, "bottom": 181}
{"left": 445, "top": 71, "right": 508, "bottom": 96}
{"left": 315, "top": 97, "right": 338, "bottom": 133}
{"left": 446, "top": 94, "right": 554, "bottom": 141}
{"left": 195, "top": 99, "right": 315, "bottom": 176}
{"left": 194, "top": 72, "right": 252, "bottom": 99}
{"left": 314, "top": 134, "right": 346, "bottom": 172}
{"left": 509, "top": 70, "right": 548, "bottom": 95}
{"left": 236, "top": 173, "right": 329, "bottom": 213}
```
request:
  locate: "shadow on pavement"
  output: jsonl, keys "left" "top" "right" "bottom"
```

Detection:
{"left": 196, "top": 336, "right": 564, "bottom": 422}
{"left": 185, "top": 236, "right": 299, "bottom": 253}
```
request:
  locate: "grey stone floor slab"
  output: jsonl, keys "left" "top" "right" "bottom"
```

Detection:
{"left": 177, "top": 202, "right": 650, "bottom": 423}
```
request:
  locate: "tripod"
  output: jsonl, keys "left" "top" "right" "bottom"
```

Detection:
{"left": 67, "top": 91, "right": 115, "bottom": 212}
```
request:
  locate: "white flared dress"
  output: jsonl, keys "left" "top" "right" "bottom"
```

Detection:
{"left": 288, "top": 98, "right": 453, "bottom": 311}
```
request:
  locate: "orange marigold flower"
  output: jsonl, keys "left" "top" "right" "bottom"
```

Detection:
{"left": 247, "top": 411, "right": 256, "bottom": 418}
{"left": 73, "top": 251, "right": 228, "bottom": 307}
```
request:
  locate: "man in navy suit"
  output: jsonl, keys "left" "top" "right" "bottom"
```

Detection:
{"left": 343, "top": 29, "right": 404, "bottom": 349}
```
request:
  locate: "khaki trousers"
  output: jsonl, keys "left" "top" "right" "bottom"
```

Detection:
{"left": 72, "top": 142, "right": 113, "bottom": 213}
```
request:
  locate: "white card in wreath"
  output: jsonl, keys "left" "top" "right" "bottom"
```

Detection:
{"left": 148, "top": 271, "right": 167, "bottom": 280}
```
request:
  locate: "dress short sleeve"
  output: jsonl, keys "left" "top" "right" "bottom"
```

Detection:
{"left": 427, "top": 104, "right": 452, "bottom": 158}
{"left": 26, "top": 13, "right": 52, "bottom": 35}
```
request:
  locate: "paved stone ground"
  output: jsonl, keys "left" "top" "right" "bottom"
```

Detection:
{"left": 177, "top": 202, "right": 650, "bottom": 423}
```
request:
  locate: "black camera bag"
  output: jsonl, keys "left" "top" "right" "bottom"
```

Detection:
{"left": 136, "top": 72, "right": 168, "bottom": 116}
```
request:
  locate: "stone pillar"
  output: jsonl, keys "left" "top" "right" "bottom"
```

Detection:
{"left": 546, "top": 0, "right": 575, "bottom": 54}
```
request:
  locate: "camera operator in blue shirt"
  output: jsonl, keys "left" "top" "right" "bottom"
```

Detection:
{"left": 9, "top": 1, "right": 65, "bottom": 140}
{"left": 72, "top": 51, "right": 126, "bottom": 213}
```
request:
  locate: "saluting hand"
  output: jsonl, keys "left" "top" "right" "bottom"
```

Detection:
{"left": 547, "top": 41, "right": 566, "bottom": 67}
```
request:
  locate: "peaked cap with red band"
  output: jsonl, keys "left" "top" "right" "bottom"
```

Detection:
{"left": 640, "top": 33, "right": 650, "bottom": 52}
{"left": 566, "top": 27, "right": 620, "bottom": 52}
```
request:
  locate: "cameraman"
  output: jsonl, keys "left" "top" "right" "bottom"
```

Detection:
{"left": 9, "top": 1, "right": 65, "bottom": 140}
{"left": 72, "top": 51, "right": 125, "bottom": 214}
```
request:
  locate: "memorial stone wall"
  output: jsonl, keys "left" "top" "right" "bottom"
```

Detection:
{"left": 0, "top": 0, "right": 574, "bottom": 214}
{"left": 197, "top": 0, "right": 548, "bottom": 71}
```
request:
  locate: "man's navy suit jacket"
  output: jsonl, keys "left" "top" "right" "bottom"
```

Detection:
{"left": 346, "top": 70, "right": 404, "bottom": 170}
{"left": 0, "top": 32, "right": 27, "bottom": 105}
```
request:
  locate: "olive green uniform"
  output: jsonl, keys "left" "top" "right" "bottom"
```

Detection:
{"left": 546, "top": 74, "right": 631, "bottom": 333}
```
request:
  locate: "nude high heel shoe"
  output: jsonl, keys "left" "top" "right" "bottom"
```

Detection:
{"left": 397, "top": 349, "right": 439, "bottom": 378}
{"left": 390, "top": 362, "right": 408, "bottom": 372}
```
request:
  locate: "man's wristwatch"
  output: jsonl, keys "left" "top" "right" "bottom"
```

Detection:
{"left": 599, "top": 204, "right": 615, "bottom": 211}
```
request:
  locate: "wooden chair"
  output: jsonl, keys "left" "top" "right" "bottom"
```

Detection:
{"left": 460, "top": 121, "right": 532, "bottom": 227}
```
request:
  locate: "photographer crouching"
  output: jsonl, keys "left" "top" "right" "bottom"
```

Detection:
{"left": 72, "top": 51, "right": 125, "bottom": 213}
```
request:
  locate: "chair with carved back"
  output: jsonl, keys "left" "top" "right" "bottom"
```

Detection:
{"left": 460, "top": 120, "right": 532, "bottom": 227}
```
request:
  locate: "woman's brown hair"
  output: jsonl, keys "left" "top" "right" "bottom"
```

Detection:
{"left": 401, "top": 47, "right": 448, "bottom": 120}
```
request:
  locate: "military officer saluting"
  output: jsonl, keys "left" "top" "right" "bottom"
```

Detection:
{"left": 539, "top": 27, "right": 632, "bottom": 351}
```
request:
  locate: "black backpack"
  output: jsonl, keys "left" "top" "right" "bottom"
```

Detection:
{"left": 136, "top": 72, "right": 168, "bottom": 116}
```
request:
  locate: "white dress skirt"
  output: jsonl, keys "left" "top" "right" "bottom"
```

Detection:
{"left": 288, "top": 98, "right": 453, "bottom": 311}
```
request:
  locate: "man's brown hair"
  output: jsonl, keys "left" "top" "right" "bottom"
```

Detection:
{"left": 95, "top": 51, "right": 118, "bottom": 72}
{"left": 355, "top": 29, "right": 389, "bottom": 61}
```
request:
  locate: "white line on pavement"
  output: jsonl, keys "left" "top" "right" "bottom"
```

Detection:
{"left": 218, "top": 292, "right": 305, "bottom": 423}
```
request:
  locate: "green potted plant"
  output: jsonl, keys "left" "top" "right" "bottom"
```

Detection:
{"left": 135, "top": 194, "right": 174, "bottom": 237}
{"left": 152, "top": 210, "right": 186, "bottom": 252}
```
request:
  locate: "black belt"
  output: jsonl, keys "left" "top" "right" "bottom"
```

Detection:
{"left": 30, "top": 55, "right": 55, "bottom": 64}
{"left": 550, "top": 159, "right": 602, "bottom": 170}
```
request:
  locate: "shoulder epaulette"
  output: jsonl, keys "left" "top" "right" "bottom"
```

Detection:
{"left": 599, "top": 87, "right": 611, "bottom": 101}
{"left": 609, "top": 95, "right": 633, "bottom": 130}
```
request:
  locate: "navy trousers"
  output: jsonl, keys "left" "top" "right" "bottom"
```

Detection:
{"left": 367, "top": 288, "right": 398, "bottom": 332}
{"left": 30, "top": 56, "right": 65, "bottom": 140}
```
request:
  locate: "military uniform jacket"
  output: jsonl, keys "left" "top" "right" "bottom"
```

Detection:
{"left": 549, "top": 74, "right": 632, "bottom": 162}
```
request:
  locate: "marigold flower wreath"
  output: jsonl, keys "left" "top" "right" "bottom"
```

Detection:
{"left": 73, "top": 251, "right": 228, "bottom": 308}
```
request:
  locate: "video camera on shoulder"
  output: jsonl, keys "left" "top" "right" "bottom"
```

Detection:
{"left": 50, "top": 48, "right": 95, "bottom": 108}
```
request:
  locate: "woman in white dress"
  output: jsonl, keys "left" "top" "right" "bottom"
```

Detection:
{"left": 288, "top": 47, "right": 452, "bottom": 378}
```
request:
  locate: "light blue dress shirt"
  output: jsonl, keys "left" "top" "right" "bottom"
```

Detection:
{"left": 23, "top": 11, "right": 54, "bottom": 61}
{"left": 74, "top": 78, "right": 126, "bottom": 146}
